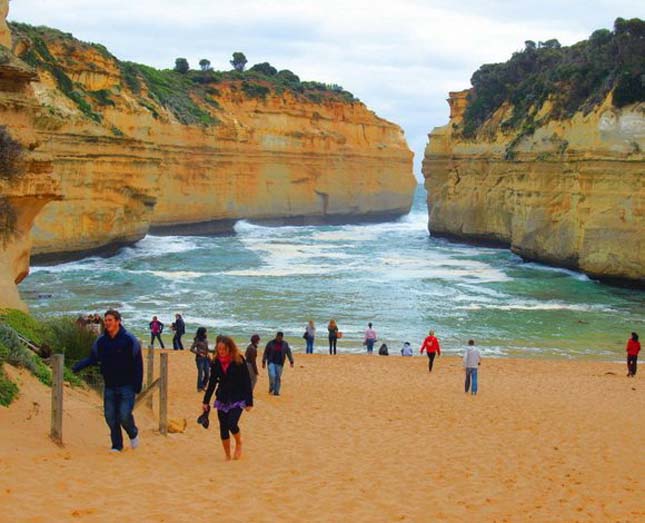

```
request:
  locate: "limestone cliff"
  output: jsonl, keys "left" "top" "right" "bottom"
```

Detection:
{"left": 423, "top": 92, "right": 644, "bottom": 284}
{"left": 423, "top": 21, "right": 644, "bottom": 285}
{"left": 5, "top": 23, "right": 414, "bottom": 261}
{"left": 0, "top": 22, "right": 60, "bottom": 310}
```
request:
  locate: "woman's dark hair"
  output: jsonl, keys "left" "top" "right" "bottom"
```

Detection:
{"left": 194, "top": 327, "right": 207, "bottom": 341}
{"left": 632, "top": 332, "right": 639, "bottom": 341}
{"left": 251, "top": 334, "right": 260, "bottom": 344}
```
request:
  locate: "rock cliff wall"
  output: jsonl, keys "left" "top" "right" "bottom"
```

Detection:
{"left": 4, "top": 24, "right": 414, "bottom": 261}
{"left": 423, "top": 91, "right": 644, "bottom": 285}
{"left": 0, "top": 6, "right": 60, "bottom": 310}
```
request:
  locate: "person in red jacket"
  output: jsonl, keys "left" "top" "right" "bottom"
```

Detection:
{"left": 420, "top": 330, "right": 441, "bottom": 372}
{"left": 626, "top": 332, "right": 640, "bottom": 377}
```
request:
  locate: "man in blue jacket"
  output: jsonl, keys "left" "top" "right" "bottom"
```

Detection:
{"left": 73, "top": 309, "right": 143, "bottom": 452}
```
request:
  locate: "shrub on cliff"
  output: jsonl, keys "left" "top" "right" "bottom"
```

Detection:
{"left": 461, "top": 17, "right": 645, "bottom": 139}
{"left": 0, "top": 126, "right": 23, "bottom": 182}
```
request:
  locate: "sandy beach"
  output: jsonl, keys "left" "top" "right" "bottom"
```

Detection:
{"left": 1, "top": 351, "right": 643, "bottom": 523}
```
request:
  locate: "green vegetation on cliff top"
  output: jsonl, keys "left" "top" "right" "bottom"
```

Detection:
{"left": 8, "top": 22, "right": 357, "bottom": 127}
{"left": 461, "top": 17, "right": 644, "bottom": 139}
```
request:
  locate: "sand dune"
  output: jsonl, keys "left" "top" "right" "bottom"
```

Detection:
{"left": 1, "top": 352, "right": 643, "bottom": 522}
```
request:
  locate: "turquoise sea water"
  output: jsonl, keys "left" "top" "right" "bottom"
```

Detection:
{"left": 20, "top": 186, "right": 644, "bottom": 359}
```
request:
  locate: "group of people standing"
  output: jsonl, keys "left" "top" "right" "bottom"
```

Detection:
{"left": 71, "top": 308, "right": 640, "bottom": 460}
{"left": 148, "top": 314, "right": 186, "bottom": 350}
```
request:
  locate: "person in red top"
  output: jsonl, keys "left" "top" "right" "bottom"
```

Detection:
{"left": 420, "top": 330, "right": 441, "bottom": 372}
{"left": 626, "top": 332, "right": 640, "bottom": 377}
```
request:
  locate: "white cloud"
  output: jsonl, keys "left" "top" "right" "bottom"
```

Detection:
{"left": 8, "top": 0, "right": 642, "bottom": 177}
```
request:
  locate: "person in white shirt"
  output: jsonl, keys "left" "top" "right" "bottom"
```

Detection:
{"left": 364, "top": 322, "right": 377, "bottom": 354}
{"left": 463, "top": 339, "right": 481, "bottom": 395}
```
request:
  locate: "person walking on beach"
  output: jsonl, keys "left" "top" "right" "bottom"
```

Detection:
{"left": 172, "top": 313, "right": 186, "bottom": 350}
{"left": 463, "top": 339, "right": 481, "bottom": 395}
{"left": 245, "top": 334, "right": 260, "bottom": 390}
{"left": 149, "top": 316, "right": 165, "bottom": 349}
{"left": 626, "top": 332, "right": 641, "bottom": 377}
{"left": 305, "top": 320, "right": 316, "bottom": 354}
{"left": 262, "top": 331, "right": 294, "bottom": 396}
{"left": 364, "top": 322, "right": 377, "bottom": 354}
{"left": 328, "top": 319, "right": 339, "bottom": 355}
{"left": 420, "top": 330, "right": 441, "bottom": 372}
{"left": 72, "top": 309, "right": 143, "bottom": 452}
{"left": 202, "top": 336, "right": 253, "bottom": 460}
{"left": 190, "top": 327, "right": 210, "bottom": 392}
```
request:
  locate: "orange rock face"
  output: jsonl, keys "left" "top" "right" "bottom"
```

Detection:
{"left": 2, "top": 23, "right": 414, "bottom": 261}
{"left": 423, "top": 92, "right": 644, "bottom": 284}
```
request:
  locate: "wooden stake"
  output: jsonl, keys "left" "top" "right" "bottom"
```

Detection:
{"left": 50, "top": 354, "right": 64, "bottom": 445}
{"left": 159, "top": 353, "right": 168, "bottom": 435}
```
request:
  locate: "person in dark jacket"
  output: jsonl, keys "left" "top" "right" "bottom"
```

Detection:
{"left": 202, "top": 336, "right": 253, "bottom": 460}
{"left": 245, "top": 334, "right": 261, "bottom": 390}
{"left": 172, "top": 313, "right": 186, "bottom": 350}
{"left": 73, "top": 309, "right": 143, "bottom": 452}
{"left": 149, "top": 316, "right": 165, "bottom": 349}
{"left": 262, "top": 331, "right": 294, "bottom": 396}
{"left": 190, "top": 327, "right": 210, "bottom": 392}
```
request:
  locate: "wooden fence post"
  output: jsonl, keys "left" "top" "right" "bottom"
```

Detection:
{"left": 159, "top": 352, "right": 168, "bottom": 435}
{"left": 50, "top": 354, "right": 64, "bottom": 445}
{"left": 146, "top": 348, "right": 154, "bottom": 409}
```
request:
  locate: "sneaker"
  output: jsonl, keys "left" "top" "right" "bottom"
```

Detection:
{"left": 130, "top": 436, "right": 139, "bottom": 449}
{"left": 110, "top": 448, "right": 121, "bottom": 453}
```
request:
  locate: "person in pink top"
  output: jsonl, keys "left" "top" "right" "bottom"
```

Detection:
{"left": 420, "top": 330, "right": 441, "bottom": 372}
{"left": 626, "top": 332, "right": 640, "bottom": 377}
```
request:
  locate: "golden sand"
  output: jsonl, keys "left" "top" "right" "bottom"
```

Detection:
{"left": 1, "top": 352, "right": 643, "bottom": 522}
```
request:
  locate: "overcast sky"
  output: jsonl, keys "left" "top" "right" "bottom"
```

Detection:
{"left": 8, "top": 1, "right": 643, "bottom": 177}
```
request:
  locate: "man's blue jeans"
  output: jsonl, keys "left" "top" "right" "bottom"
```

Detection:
{"left": 104, "top": 385, "right": 138, "bottom": 450}
{"left": 196, "top": 357, "right": 210, "bottom": 390}
{"left": 267, "top": 363, "right": 284, "bottom": 395}
{"left": 366, "top": 340, "right": 375, "bottom": 353}
{"left": 465, "top": 368, "right": 478, "bottom": 394}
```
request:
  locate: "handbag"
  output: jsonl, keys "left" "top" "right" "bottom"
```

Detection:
{"left": 303, "top": 331, "right": 308, "bottom": 339}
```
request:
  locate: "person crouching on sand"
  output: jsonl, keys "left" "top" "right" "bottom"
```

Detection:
{"left": 420, "top": 330, "right": 441, "bottom": 372}
{"left": 262, "top": 331, "right": 294, "bottom": 396}
{"left": 202, "top": 336, "right": 253, "bottom": 460}
{"left": 626, "top": 332, "right": 641, "bottom": 377}
{"left": 463, "top": 339, "right": 481, "bottom": 395}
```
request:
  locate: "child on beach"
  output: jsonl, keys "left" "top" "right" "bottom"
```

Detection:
{"left": 202, "top": 336, "right": 253, "bottom": 460}
{"left": 400, "top": 342, "right": 413, "bottom": 356}
{"left": 463, "top": 340, "right": 481, "bottom": 395}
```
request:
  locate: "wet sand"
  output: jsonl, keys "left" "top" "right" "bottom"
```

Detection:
{"left": 1, "top": 352, "right": 643, "bottom": 522}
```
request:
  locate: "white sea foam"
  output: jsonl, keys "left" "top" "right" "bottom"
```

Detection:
{"left": 127, "top": 270, "right": 207, "bottom": 281}
{"left": 456, "top": 301, "right": 616, "bottom": 313}
{"left": 520, "top": 262, "right": 591, "bottom": 281}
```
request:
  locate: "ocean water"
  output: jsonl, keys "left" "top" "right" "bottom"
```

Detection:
{"left": 21, "top": 186, "right": 644, "bottom": 359}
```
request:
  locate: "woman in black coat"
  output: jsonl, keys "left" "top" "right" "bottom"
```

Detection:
{"left": 202, "top": 336, "right": 253, "bottom": 460}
